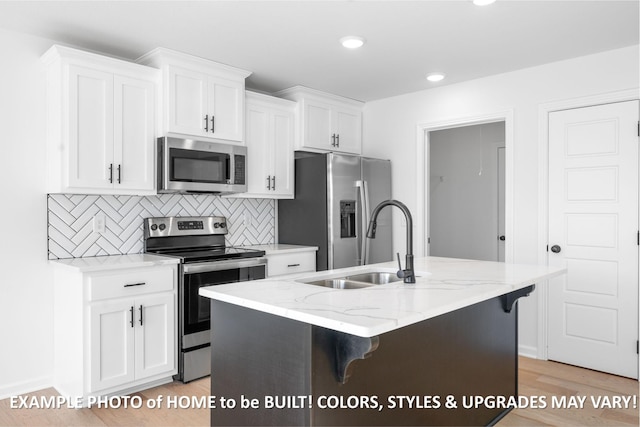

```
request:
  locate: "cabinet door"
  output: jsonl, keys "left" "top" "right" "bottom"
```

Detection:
{"left": 303, "top": 100, "right": 333, "bottom": 150}
{"left": 245, "top": 103, "right": 272, "bottom": 195}
{"left": 68, "top": 65, "right": 114, "bottom": 189}
{"left": 208, "top": 76, "right": 244, "bottom": 142}
{"left": 333, "top": 107, "right": 362, "bottom": 154}
{"left": 270, "top": 108, "right": 295, "bottom": 197}
{"left": 167, "top": 66, "right": 208, "bottom": 137}
{"left": 113, "top": 75, "right": 155, "bottom": 192}
{"left": 89, "top": 299, "right": 135, "bottom": 392}
{"left": 135, "top": 293, "right": 175, "bottom": 381}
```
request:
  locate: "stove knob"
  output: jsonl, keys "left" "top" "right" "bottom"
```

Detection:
{"left": 159, "top": 224, "right": 166, "bottom": 231}
{"left": 150, "top": 224, "right": 158, "bottom": 231}
{"left": 214, "top": 223, "right": 219, "bottom": 228}
{"left": 220, "top": 222, "right": 226, "bottom": 228}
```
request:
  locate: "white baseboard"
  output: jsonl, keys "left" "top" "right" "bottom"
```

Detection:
{"left": 518, "top": 344, "right": 539, "bottom": 360}
{"left": 0, "top": 376, "right": 53, "bottom": 401}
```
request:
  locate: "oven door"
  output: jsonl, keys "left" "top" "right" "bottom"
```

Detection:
{"left": 182, "top": 257, "right": 267, "bottom": 340}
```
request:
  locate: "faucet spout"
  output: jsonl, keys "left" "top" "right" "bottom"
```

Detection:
{"left": 367, "top": 200, "right": 415, "bottom": 283}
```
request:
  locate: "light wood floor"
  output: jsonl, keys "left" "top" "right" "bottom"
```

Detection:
{"left": 1, "top": 357, "right": 637, "bottom": 426}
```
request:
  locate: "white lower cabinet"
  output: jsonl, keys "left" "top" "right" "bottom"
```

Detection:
{"left": 89, "top": 292, "right": 174, "bottom": 392}
{"left": 53, "top": 263, "right": 177, "bottom": 403}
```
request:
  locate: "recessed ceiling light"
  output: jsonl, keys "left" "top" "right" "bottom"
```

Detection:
{"left": 426, "top": 73, "right": 446, "bottom": 82}
{"left": 473, "top": 0, "right": 496, "bottom": 5}
{"left": 340, "top": 36, "right": 366, "bottom": 49}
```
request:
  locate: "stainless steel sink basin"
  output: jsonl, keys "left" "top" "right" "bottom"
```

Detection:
{"left": 344, "top": 272, "right": 402, "bottom": 285}
{"left": 304, "top": 279, "right": 375, "bottom": 289}
{"left": 303, "top": 271, "right": 402, "bottom": 289}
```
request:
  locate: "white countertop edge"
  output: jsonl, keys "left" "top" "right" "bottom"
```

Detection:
{"left": 49, "top": 254, "right": 180, "bottom": 272}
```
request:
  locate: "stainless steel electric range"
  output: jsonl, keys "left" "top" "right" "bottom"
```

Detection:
{"left": 143, "top": 216, "right": 266, "bottom": 383}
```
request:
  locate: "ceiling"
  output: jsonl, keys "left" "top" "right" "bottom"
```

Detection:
{"left": 0, "top": 1, "right": 637, "bottom": 102}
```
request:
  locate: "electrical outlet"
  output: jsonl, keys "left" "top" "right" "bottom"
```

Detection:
{"left": 93, "top": 214, "right": 106, "bottom": 234}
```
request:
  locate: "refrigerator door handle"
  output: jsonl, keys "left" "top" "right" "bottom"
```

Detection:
{"left": 362, "top": 180, "right": 371, "bottom": 265}
{"left": 356, "top": 180, "right": 367, "bottom": 266}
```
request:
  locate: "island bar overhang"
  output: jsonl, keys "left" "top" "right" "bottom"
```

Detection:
{"left": 208, "top": 285, "right": 534, "bottom": 426}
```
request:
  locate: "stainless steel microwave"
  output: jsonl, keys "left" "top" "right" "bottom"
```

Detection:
{"left": 157, "top": 137, "right": 247, "bottom": 194}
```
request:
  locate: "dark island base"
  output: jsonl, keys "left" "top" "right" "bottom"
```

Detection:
{"left": 210, "top": 287, "right": 533, "bottom": 426}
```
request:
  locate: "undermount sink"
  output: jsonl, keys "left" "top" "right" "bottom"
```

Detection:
{"left": 303, "top": 271, "right": 403, "bottom": 289}
{"left": 344, "top": 272, "right": 402, "bottom": 285}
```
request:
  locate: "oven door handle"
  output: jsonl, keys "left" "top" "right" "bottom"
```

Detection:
{"left": 183, "top": 257, "right": 268, "bottom": 274}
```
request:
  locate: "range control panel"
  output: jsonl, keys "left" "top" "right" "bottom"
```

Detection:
{"left": 144, "top": 216, "right": 227, "bottom": 238}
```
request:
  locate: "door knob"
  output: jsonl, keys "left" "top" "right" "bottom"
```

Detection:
{"left": 499, "top": 235, "right": 506, "bottom": 241}
{"left": 550, "top": 245, "right": 561, "bottom": 253}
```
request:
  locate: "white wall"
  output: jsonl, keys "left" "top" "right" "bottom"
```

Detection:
{"left": 0, "top": 28, "right": 56, "bottom": 397}
{"left": 362, "top": 45, "right": 640, "bottom": 356}
{"left": 429, "top": 122, "right": 504, "bottom": 261}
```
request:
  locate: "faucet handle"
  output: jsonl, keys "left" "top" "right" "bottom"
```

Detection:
{"left": 396, "top": 252, "right": 405, "bottom": 279}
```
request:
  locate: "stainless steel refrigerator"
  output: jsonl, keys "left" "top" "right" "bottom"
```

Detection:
{"left": 279, "top": 152, "right": 392, "bottom": 271}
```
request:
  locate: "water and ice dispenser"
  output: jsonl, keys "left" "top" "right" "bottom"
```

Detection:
{"left": 340, "top": 200, "right": 356, "bottom": 238}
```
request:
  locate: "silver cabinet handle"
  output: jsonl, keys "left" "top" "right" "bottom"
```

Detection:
{"left": 139, "top": 305, "right": 143, "bottom": 326}
{"left": 124, "top": 282, "right": 146, "bottom": 288}
{"left": 108, "top": 164, "right": 113, "bottom": 183}
{"left": 204, "top": 114, "right": 209, "bottom": 132}
{"left": 117, "top": 164, "right": 121, "bottom": 184}
{"left": 287, "top": 264, "right": 300, "bottom": 268}
{"left": 331, "top": 134, "right": 336, "bottom": 146}
{"left": 336, "top": 134, "right": 340, "bottom": 147}
{"left": 266, "top": 175, "right": 271, "bottom": 190}
{"left": 129, "top": 306, "right": 134, "bottom": 328}
{"left": 271, "top": 176, "right": 276, "bottom": 191}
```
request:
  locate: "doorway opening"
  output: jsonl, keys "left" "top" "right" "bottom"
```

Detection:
{"left": 428, "top": 121, "right": 506, "bottom": 262}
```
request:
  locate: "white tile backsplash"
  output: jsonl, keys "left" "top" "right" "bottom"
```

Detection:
{"left": 47, "top": 194, "right": 275, "bottom": 259}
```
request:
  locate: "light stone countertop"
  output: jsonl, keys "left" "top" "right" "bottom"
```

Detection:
{"left": 49, "top": 253, "right": 180, "bottom": 272}
{"left": 199, "top": 256, "right": 566, "bottom": 338}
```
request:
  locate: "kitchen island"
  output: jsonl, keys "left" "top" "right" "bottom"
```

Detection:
{"left": 199, "top": 256, "right": 565, "bottom": 426}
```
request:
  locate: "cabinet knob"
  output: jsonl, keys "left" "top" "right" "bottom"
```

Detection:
{"left": 550, "top": 245, "right": 561, "bottom": 253}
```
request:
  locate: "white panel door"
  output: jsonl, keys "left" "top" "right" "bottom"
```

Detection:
{"left": 333, "top": 107, "right": 362, "bottom": 154}
{"left": 271, "top": 107, "right": 294, "bottom": 197}
{"left": 135, "top": 293, "right": 175, "bottom": 381}
{"left": 304, "top": 100, "right": 333, "bottom": 150}
{"left": 209, "top": 76, "right": 244, "bottom": 142}
{"left": 244, "top": 103, "right": 271, "bottom": 194}
{"left": 168, "top": 66, "right": 208, "bottom": 137}
{"left": 113, "top": 75, "right": 155, "bottom": 192}
{"left": 90, "top": 299, "right": 135, "bottom": 392}
{"left": 68, "top": 65, "right": 113, "bottom": 189}
{"left": 548, "top": 100, "right": 639, "bottom": 379}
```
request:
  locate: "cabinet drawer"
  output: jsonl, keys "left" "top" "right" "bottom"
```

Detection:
{"left": 88, "top": 267, "right": 175, "bottom": 301}
{"left": 267, "top": 252, "right": 316, "bottom": 277}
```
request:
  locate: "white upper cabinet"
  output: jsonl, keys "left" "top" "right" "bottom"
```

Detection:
{"left": 240, "top": 92, "right": 295, "bottom": 199}
{"left": 42, "top": 45, "right": 157, "bottom": 195}
{"left": 137, "top": 48, "right": 251, "bottom": 143}
{"left": 275, "top": 86, "right": 363, "bottom": 155}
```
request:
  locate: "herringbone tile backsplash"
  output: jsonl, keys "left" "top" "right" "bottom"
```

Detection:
{"left": 47, "top": 194, "right": 275, "bottom": 259}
